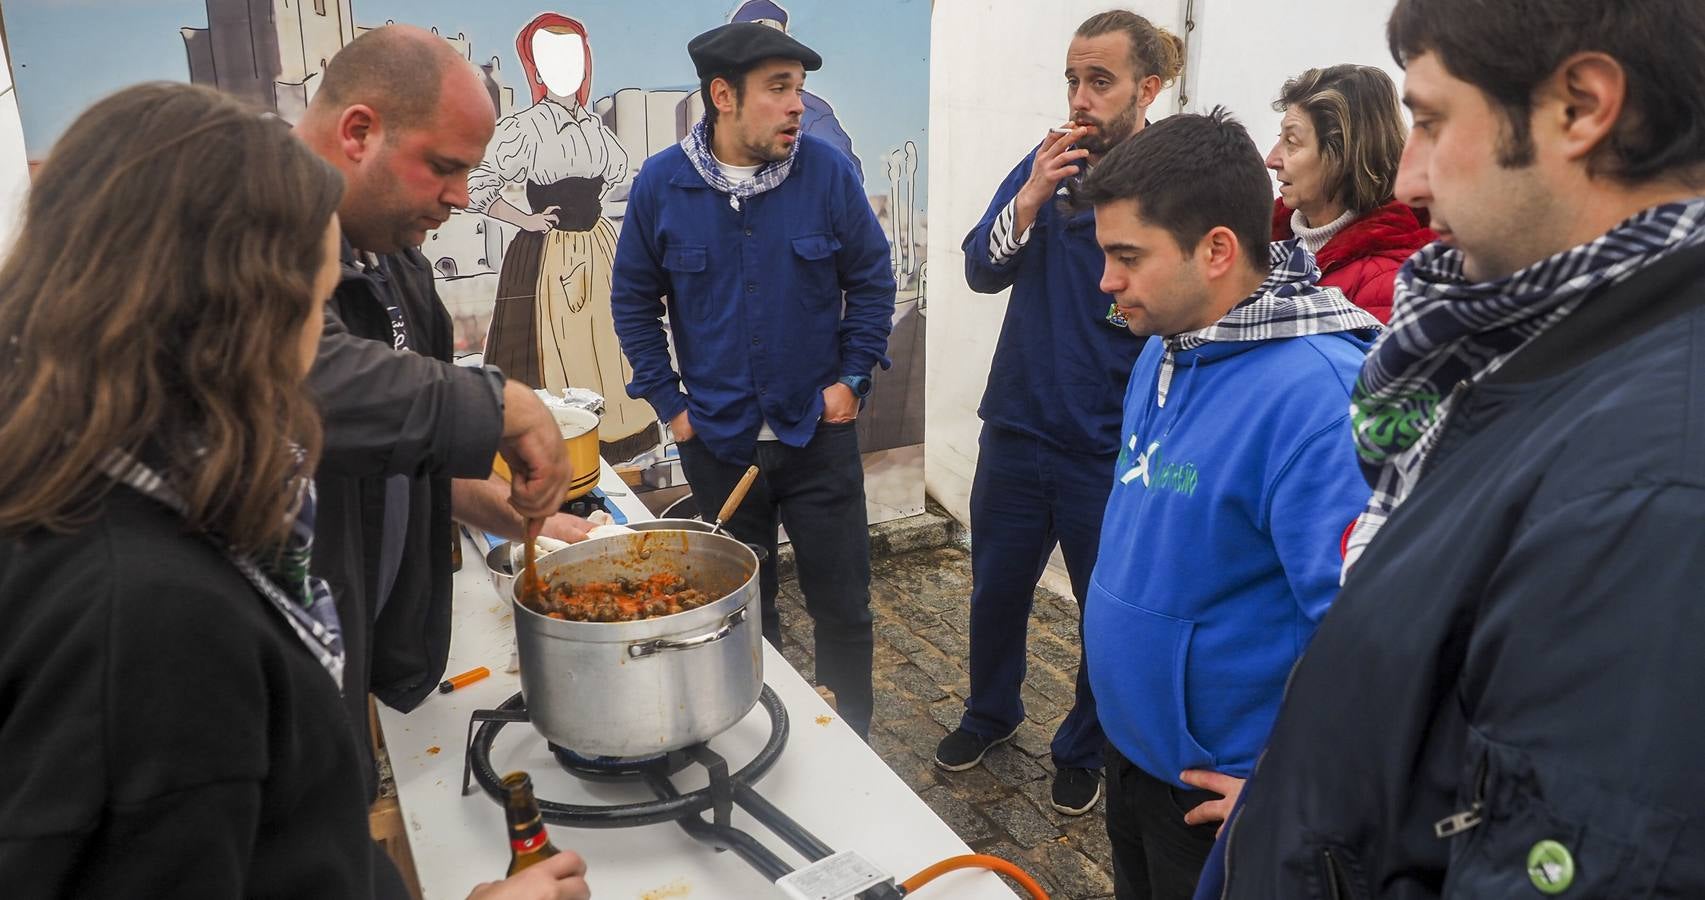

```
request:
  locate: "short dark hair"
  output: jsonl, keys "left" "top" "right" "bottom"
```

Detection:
{"left": 1275, "top": 65, "right": 1407, "bottom": 215}
{"left": 1075, "top": 10, "right": 1185, "bottom": 87}
{"left": 1080, "top": 108, "right": 1272, "bottom": 273}
{"left": 1388, "top": 0, "right": 1705, "bottom": 184}
{"left": 313, "top": 25, "right": 466, "bottom": 131}
{"left": 699, "top": 62, "right": 758, "bottom": 127}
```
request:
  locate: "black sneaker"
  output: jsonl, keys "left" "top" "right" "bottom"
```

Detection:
{"left": 1051, "top": 766, "right": 1102, "bottom": 815}
{"left": 933, "top": 727, "right": 1016, "bottom": 771}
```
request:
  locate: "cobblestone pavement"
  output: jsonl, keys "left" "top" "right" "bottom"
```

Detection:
{"left": 775, "top": 543, "right": 1116, "bottom": 900}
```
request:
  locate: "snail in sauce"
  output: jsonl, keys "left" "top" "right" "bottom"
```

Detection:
{"left": 525, "top": 572, "right": 714, "bottom": 622}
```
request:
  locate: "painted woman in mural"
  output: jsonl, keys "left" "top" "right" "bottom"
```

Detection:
{"left": 469, "top": 13, "right": 656, "bottom": 462}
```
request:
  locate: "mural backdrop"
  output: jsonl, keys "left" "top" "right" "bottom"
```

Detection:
{"left": 3, "top": 0, "right": 929, "bottom": 521}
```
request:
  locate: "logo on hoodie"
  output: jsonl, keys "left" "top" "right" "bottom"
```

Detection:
{"left": 1117, "top": 435, "right": 1199, "bottom": 497}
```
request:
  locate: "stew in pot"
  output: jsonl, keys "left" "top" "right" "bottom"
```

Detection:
{"left": 526, "top": 573, "right": 715, "bottom": 622}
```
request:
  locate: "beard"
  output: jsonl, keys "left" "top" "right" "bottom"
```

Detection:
{"left": 743, "top": 133, "right": 791, "bottom": 164}
{"left": 343, "top": 147, "right": 443, "bottom": 253}
{"left": 1076, "top": 96, "right": 1143, "bottom": 156}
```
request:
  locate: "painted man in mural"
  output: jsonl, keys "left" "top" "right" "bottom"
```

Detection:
{"left": 725, "top": 0, "right": 859, "bottom": 173}
{"left": 470, "top": 13, "right": 657, "bottom": 462}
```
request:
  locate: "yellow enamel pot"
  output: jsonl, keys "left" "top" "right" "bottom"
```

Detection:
{"left": 491, "top": 405, "right": 602, "bottom": 502}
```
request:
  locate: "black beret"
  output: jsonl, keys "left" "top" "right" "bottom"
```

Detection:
{"left": 688, "top": 22, "right": 822, "bottom": 80}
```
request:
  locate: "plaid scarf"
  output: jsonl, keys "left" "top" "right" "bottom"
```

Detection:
{"left": 100, "top": 448, "right": 345, "bottom": 688}
{"left": 1154, "top": 239, "right": 1383, "bottom": 406}
{"left": 680, "top": 118, "right": 798, "bottom": 209}
{"left": 1344, "top": 197, "right": 1705, "bottom": 569}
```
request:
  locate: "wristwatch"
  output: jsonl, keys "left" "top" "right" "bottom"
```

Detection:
{"left": 837, "top": 374, "right": 873, "bottom": 398}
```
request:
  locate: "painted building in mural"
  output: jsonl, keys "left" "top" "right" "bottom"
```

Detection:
{"left": 180, "top": 0, "right": 356, "bottom": 121}
{"left": 181, "top": 2, "right": 514, "bottom": 123}
{"left": 5, "top": 0, "right": 929, "bottom": 520}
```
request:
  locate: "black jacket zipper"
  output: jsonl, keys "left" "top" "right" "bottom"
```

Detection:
{"left": 1321, "top": 847, "right": 1352, "bottom": 900}
{"left": 1434, "top": 754, "right": 1489, "bottom": 839}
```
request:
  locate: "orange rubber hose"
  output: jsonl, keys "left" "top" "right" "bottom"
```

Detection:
{"left": 899, "top": 853, "right": 1049, "bottom": 899}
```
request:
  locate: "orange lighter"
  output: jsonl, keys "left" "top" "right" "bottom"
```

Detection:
{"left": 438, "top": 666, "right": 491, "bottom": 694}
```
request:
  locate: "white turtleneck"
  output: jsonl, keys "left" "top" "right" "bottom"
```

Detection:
{"left": 1290, "top": 207, "right": 1358, "bottom": 257}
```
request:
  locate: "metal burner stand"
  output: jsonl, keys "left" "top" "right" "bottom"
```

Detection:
{"left": 461, "top": 686, "right": 904, "bottom": 898}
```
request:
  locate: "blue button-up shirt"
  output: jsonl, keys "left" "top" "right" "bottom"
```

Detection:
{"left": 612, "top": 134, "right": 896, "bottom": 463}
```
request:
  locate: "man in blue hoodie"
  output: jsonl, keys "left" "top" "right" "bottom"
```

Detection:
{"left": 1077, "top": 109, "right": 1380, "bottom": 900}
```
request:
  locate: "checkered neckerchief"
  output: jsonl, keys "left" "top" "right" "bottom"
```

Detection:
{"left": 1344, "top": 197, "right": 1705, "bottom": 571}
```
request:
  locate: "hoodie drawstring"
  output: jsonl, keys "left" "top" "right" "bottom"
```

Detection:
{"left": 1161, "top": 355, "right": 1201, "bottom": 438}
{"left": 1157, "top": 349, "right": 1176, "bottom": 408}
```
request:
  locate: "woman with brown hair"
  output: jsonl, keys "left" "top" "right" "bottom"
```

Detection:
{"left": 0, "top": 83, "right": 587, "bottom": 900}
{"left": 1266, "top": 64, "right": 1435, "bottom": 322}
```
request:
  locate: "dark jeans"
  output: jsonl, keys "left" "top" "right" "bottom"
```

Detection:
{"left": 676, "top": 421, "right": 874, "bottom": 738}
{"left": 1106, "top": 744, "right": 1219, "bottom": 900}
{"left": 960, "top": 424, "right": 1109, "bottom": 769}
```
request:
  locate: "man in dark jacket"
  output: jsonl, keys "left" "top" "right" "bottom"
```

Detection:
{"left": 938, "top": 10, "right": 1180, "bottom": 816}
{"left": 294, "top": 27, "right": 576, "bottom": 795}
{"left": 1211, "top": 1, "right": 1705, "bottom": 897}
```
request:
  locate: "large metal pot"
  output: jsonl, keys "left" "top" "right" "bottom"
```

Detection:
{"left": 484, "top": 521, "right": 714, "bottom": 597}
{"left": 511, "top": 529, "right": 762, "bottom": 757}
{"left": 624, "top": 517, "right": 714, "bottom": 534}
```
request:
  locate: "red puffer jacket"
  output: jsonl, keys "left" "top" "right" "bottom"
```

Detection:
{"left": 1271, "top": 198, "right": 1435, "bottom": 323}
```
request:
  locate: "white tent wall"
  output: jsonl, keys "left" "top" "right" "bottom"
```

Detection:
{"left": 925, "top": 0, "right": 1402, "bottom": 529}
{"left": 1185, "top": 0, "right": 1406, "bottom": 170}
{"left": 0, "top": 37, "right": 28, "bottom": 255}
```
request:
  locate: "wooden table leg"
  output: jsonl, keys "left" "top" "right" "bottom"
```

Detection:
{"left": 368, "top": 695, "right": 425, "bottom": 900}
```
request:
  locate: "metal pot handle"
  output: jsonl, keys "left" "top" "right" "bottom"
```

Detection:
{"left": 626, "top": 605, "right": 749, "bottom": 658}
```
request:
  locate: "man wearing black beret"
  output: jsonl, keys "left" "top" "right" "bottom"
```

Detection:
{"left": 611, "top": 22, "right": 896, "bottom": 739}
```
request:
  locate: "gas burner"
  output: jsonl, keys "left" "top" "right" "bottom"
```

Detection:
{"left": 559, "top": 492, "right": 614, "bottom": 520}
{"left": 548, "top": 743, "right": 693, "bottom": 783}
{"left": 460, "top": 687, "right": 790, "bottom": 828}
{"left": 459, "top": 687, "right": 905, "bottom": 897}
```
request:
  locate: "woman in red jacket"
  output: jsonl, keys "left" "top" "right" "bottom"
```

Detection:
{"left": 1266, "top": 65, "right": 1434, "bottom": 322}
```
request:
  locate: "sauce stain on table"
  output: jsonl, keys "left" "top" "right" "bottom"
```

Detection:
{"left": 641, "top": 879, "right": 691, "bottom": 899}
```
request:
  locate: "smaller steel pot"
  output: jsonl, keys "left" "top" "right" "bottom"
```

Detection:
{"left": 484, "top": 541, "right": 519, "bottom": 600}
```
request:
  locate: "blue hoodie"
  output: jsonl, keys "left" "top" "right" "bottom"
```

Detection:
{"left": 1084, "top": 244, "right": 1379, "bottom": 787}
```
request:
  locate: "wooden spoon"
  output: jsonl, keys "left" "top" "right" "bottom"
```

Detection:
{"left": 519, "top": 516, "right": 549, "bottom": 609}
{"left": 711, "top": 465, "right": 761, "bottom": 537}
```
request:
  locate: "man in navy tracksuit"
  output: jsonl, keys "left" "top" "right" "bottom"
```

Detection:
{"left": 611, "top": 24, "right": 894, "bottom": 739}
{"left": 935, "top": 10, "right": 1184, "bottom": 815}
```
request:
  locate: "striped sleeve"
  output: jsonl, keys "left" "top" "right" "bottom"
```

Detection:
{"left": 988, "top": 197, "right": 1034, "bottom": 265}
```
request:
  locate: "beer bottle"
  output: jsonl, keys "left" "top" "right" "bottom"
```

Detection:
{"left": 501, "top": 771, "right": 560, "bottom": 875}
